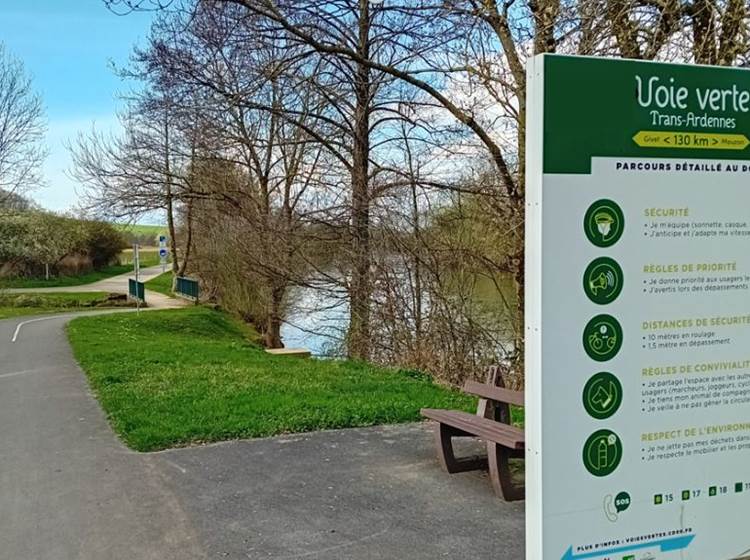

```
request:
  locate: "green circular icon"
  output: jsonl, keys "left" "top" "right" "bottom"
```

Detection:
{"left": 583, "top": 257, "right": 624, "bottom": 305}
{"left": 584, "top": 200, "right": 624, "bottom": 247}
{"left": 583, "top": 315, "right": 623, "bottom": 361}
{"left": 583, "top": 429, "right": 623, "bottom": 477}
{"left": 583, "top": 372, "right": 623, "bottom": 419}
{"left": 615, "top": 491, "right": 631, "bottom": 513}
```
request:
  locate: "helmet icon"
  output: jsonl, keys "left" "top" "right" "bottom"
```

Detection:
{"left": 585, "top": 200, "right": 624, "bottom": 247}
{"left": 595, "top": 212, "right": 615, "bottom": 238}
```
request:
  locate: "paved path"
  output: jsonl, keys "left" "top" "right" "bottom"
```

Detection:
{"left": 157, "top": 424, "right": 525, "bottom": 559}
{"left": 0, "top": 312, "right": 204, "bottom": 559}
{"left": 0, "top": 312, "right": 524, "bottom": 559}
{"left": 6, "top": 265, "right": 184, "bottom": 309}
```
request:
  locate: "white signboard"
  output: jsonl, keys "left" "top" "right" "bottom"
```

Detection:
{"left": 526, "top": 55, "right": 750, "bottom": 560}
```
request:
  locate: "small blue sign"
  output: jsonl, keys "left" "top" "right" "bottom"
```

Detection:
{"left": 159, "top": 248, "right": 168, "bottom": 258}
{"left": 159, "top": 235, "right": 167, "bottom": 243}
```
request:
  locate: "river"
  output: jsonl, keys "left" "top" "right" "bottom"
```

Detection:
{"left": 280, "top": 273, "right": 517, "bottom": 356}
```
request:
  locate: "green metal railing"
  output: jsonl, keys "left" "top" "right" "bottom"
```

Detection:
{"left": 175, "top": 277, "right": 200, "bottom": 301}
{"left": 128, "top": 278, "right": 145, "bottom": 302}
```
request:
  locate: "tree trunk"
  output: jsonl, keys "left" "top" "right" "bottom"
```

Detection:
{"left": 404, "top": 136, "right": 423, "bottom": 363}
{"left": 166, "top": 187, "right": 180, "bottom": 280}
{"left": 607, "top": 0, "right": 643, "bottom": 59}
{"left": 717, "top": 0, "right": 745, "bottom": 65}
{"left": 163, "top": 113, "right": 181, "bottom": 291}
{"left": 530, "top": 0, "right": 559, "bottom": 55}
{"left": 511, "top": 247, "right": 525, "bottom": 388}
{"left": 178, "top": 200, "right": 193, "bottom": 277}
{"left": 689, "top": 0, "right": 717, "bottom": 65}
{"left": 347, "top": 0, "right": 372, "bottom": 361}
{"left": 411, "top": 185, "right": 422, "bottom": 352}
{"left": 265, "top": 283, "right": 285, "bottom": 349}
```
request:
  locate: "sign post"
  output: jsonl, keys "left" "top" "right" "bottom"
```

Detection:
{"left": 159, "top": 234, "right": 168, "bottom": 273}
{"left": 133, "top": 243, "right": 140, "bottom": 313}
{"left": 526, "top": 55, "right": 750, "bottom": 560}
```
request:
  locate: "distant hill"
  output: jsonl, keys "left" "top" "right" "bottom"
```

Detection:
{"left": 114, "top": 224, "right": 168, "bottom": 247}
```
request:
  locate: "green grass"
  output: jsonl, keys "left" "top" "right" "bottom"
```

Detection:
{"left": 0, "top": 292, "right": 132, "bottom": 320}
{"left": 0, "top": 250, "right": 163, "bottom": 289}
{"left": 144, "top": 271, "right": 175, "bottom": 297}
{"left": 115, "top": 224, "right": 169, "bottom": 249}
{"left": 118, "top": 249, "right": 162, "bottom": 267}
{"left": 114, "top": 224, "right": 168, "bottom": 237}
{"left": 67, "top": 307, "right": 475, "bottom": 452}
{"left": 0, "top": 264, "right": 134, "bottom": 289}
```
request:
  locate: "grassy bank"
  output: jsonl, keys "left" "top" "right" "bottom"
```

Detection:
{"left": 115, "top": 224, "right": 168, "bottom": 238}
{"left": 1, "top": 250, "right": 162, "bottom": 289}
{"left": 144, "top": 271, "right": 174, "bottom": 297}
{"left": 0, "top": 292, "right": 132, "bottom": 320}
{"left": 118, "top": 248, "right": 161, "bottom": 267}
{"left": 67, "top": 307, "right": 474, "bottom": 452}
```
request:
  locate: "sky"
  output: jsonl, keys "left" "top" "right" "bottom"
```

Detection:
{"left": 0, "top": 0, "right": 155, "bottom": 213}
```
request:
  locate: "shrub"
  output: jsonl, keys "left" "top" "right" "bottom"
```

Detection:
{"left": 0, "top": 211, "right": 126, "bottom": 278}
{"left": 78, "top": 220, "right": 127, "bottom": 268}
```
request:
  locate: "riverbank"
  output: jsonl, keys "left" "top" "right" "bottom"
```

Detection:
{"left": 67, "top": 307, "right": 474, "bottom": 452}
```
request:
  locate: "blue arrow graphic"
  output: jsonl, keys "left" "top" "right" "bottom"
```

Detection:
{"left": 561, "top": 534, "right": 695, "bottom": 560}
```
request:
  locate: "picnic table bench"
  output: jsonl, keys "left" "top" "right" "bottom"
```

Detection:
{"left": 421, "top": 366, "right": 525, "bottom": 501}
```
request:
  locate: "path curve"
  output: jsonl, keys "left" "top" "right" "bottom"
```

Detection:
{"left": 0, "top": 310, "right": 524, "bottom": 559}
{"left": 0, "top": 311, "right": 206, "bottom": 559}
{"left": 6, "top": 265, "right": 186, "bottom": 309}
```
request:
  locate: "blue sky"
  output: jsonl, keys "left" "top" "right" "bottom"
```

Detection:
{"left": 0, "top": 0, "right": 155, "bottom": 212}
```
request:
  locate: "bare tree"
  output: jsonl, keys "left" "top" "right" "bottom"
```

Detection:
{"left": 100, "top": 0, "right": 750, "bottom": 381}
{"left": 70, "top": 84, "right": 196, "bottom": 282}
{"left": 602, "top": 0, "right": 748, "bottom": 64}
{"left": 137, "top": 1, "right": 433, "bottom": 360}
{"left": 0, "top": 43, "right": 47, "bottom": 207}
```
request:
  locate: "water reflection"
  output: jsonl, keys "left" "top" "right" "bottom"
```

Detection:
{"left": 280, "top": 273, "right": 517, "bottom": 357}
{"left": 281, "top": 284, "right": 349, "bottom": 356}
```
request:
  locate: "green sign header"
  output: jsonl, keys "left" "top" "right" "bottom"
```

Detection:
{"left": 543, "top": 55, "right": 750, "bottom": 173}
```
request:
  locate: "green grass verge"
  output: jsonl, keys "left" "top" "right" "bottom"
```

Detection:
{"left": 1, "top": 264, "right": 133, "bottom": 289}
{"left": 144, "top": 271, "right": 175, "bottom": 297}
{"left": 0, "top": 292, "right": 132, "bottom": 320}
{"left": 67, "top": 307, "right": 475, "bottom": 452}
{"left": 0, "top": 250, "right": 163, "bottom": 289}
{"left": 114, "top": 224, "right": 168, "bottom": 237}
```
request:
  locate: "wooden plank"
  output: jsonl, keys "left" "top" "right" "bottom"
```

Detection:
{"left": 265, "top": 348, "right": 312, "bottom": 358}
{"left": 423, "top": 409, "right": 524, "bottom": 449}
{"left": 421, "top": 409, "right": 525, "bottom": 449}
{"left": 463, "top": 381, "right": 525, "bottom": 407}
